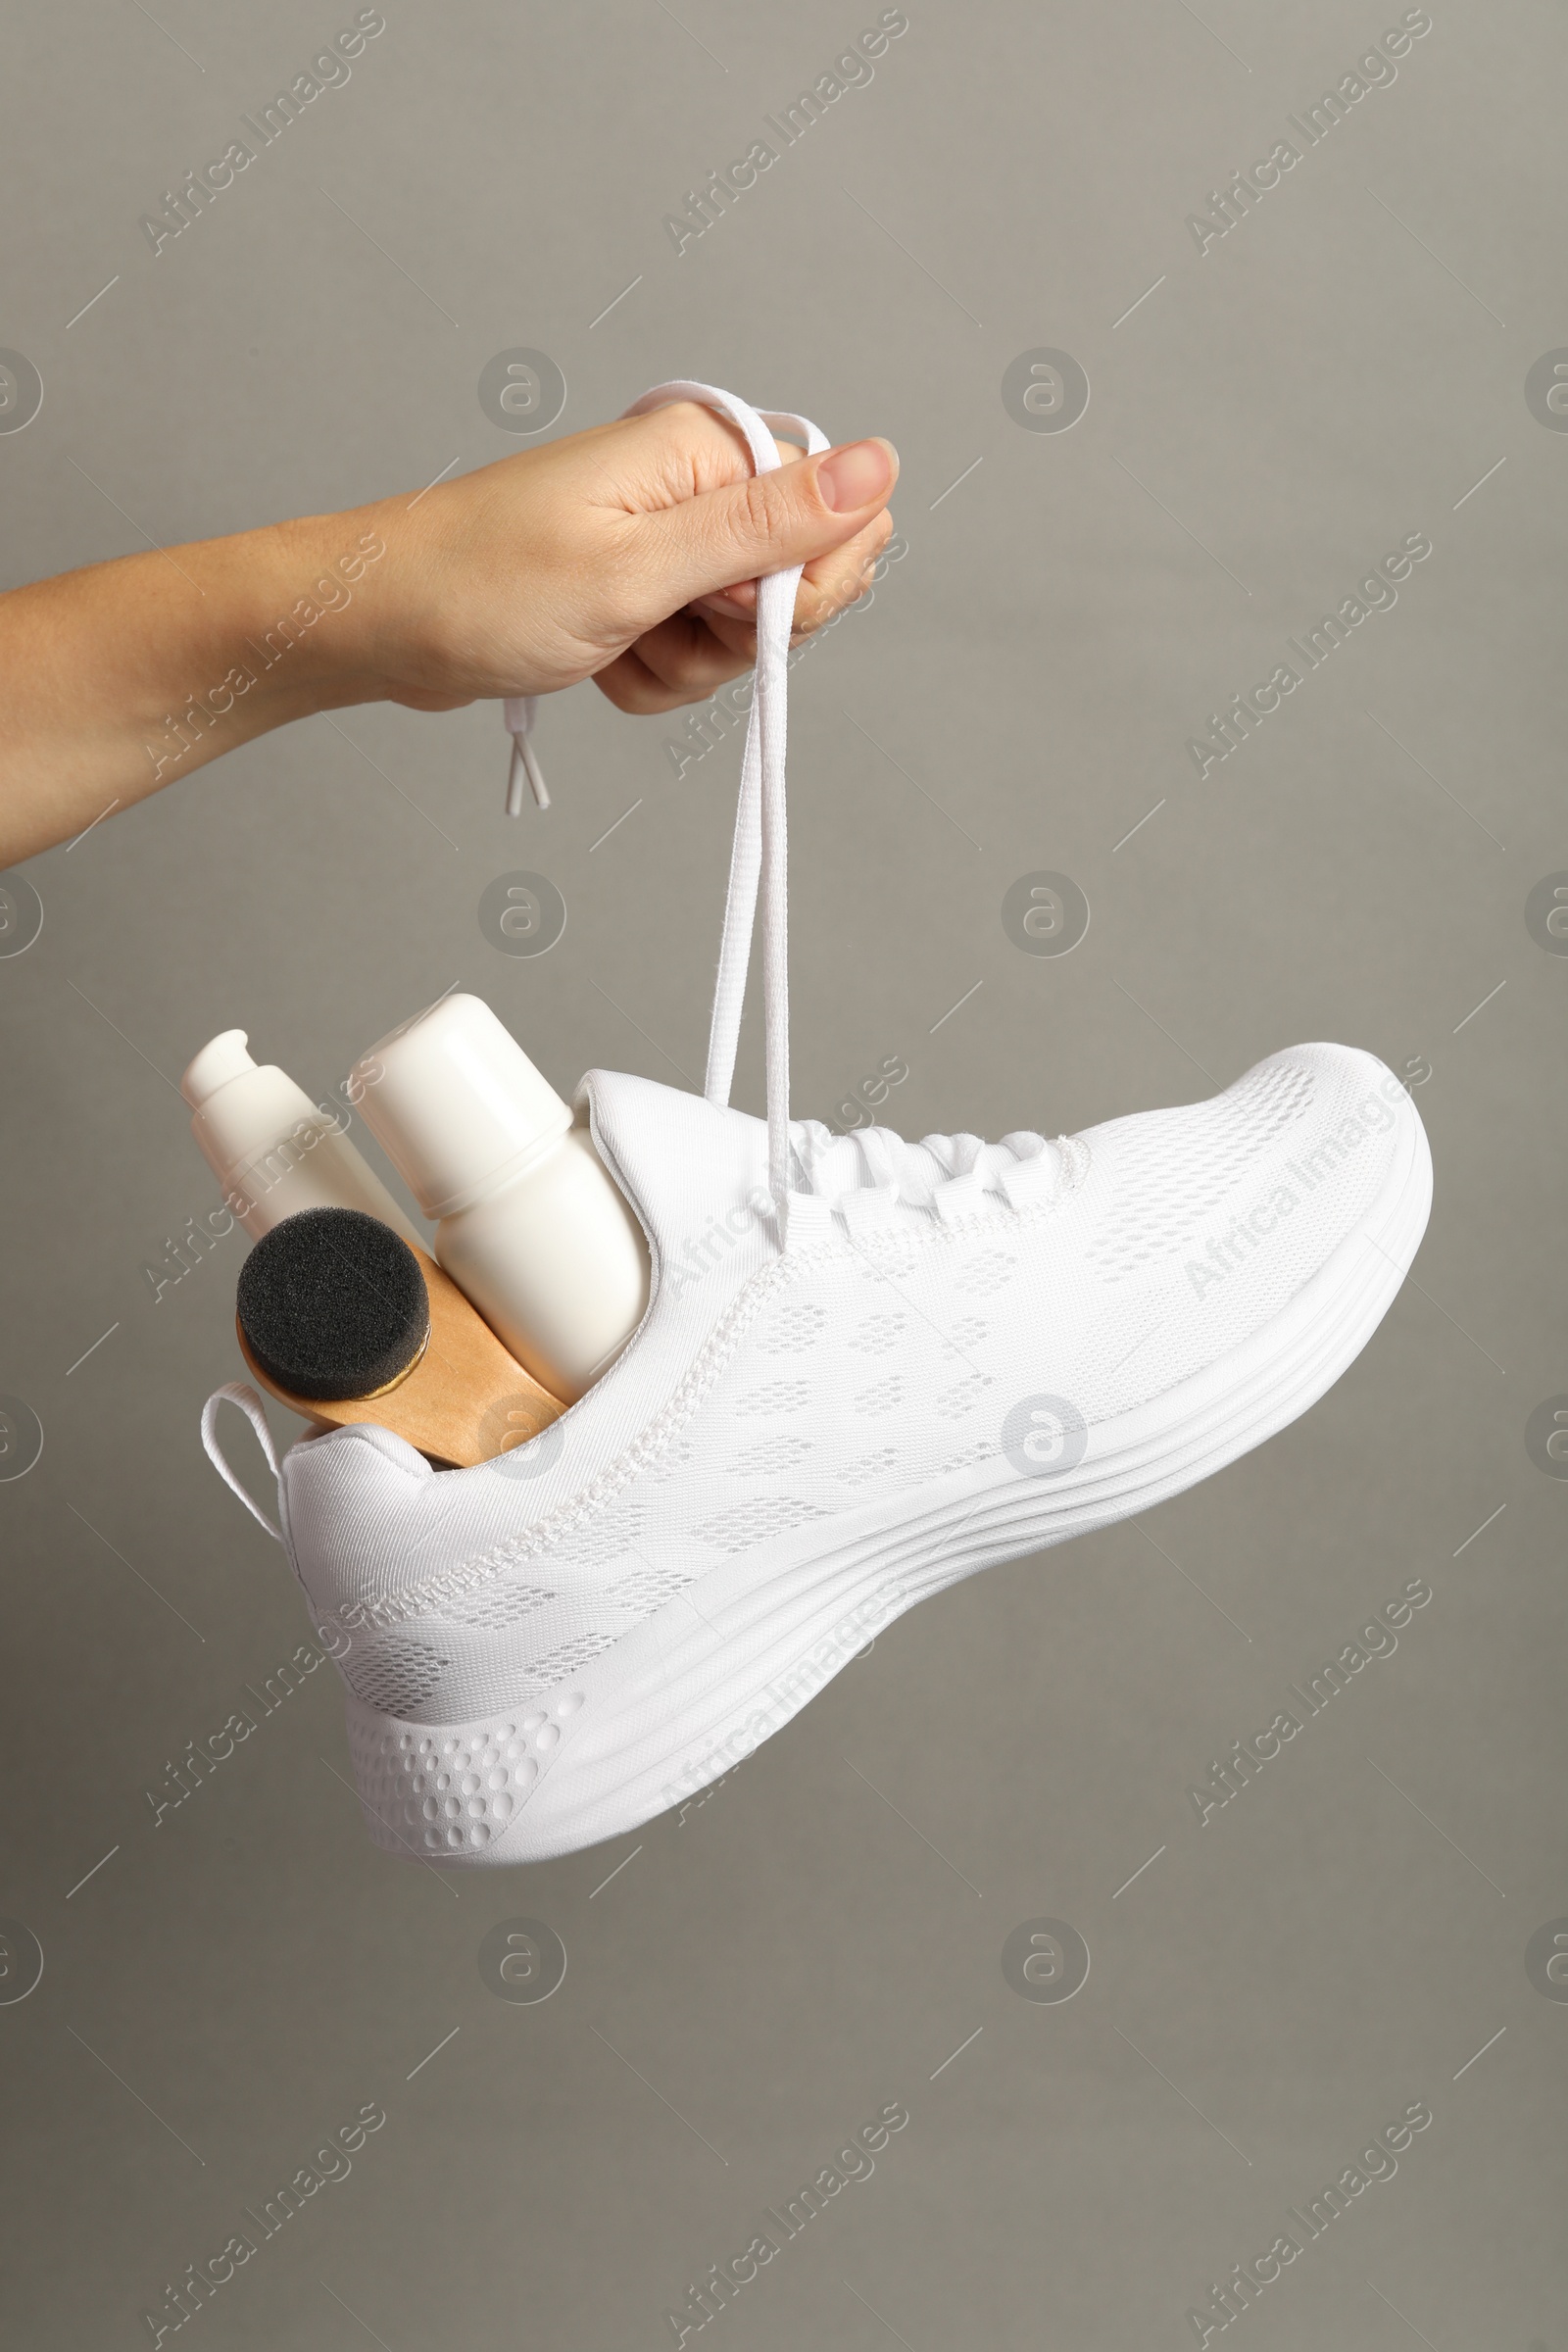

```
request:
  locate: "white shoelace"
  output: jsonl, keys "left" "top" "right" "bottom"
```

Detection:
{"left": 502, "top": 378, "right": 822, "bottom": 1204}
{"left": 503, "top": 379, "right": 1056, "bottom": 1221}
{"left": 502, "top": 694, "right": 549, "bottom": 811}
{"left": 791, "top": 1121, "right": 1060, "bottom": 1213}
{"left": 621, "top": 381, "right": 828, "bottom": 1206}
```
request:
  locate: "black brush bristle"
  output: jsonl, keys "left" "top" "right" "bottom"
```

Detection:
{"left": 236, "top": 1207, "right": 428, "bottom": 1402}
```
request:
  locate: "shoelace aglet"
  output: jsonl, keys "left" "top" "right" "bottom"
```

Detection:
{"left": 502, "top": 695, "right": 550, "bottom": 814}
{"left": 506, "top": 734, "right": 550, "bottom": 814}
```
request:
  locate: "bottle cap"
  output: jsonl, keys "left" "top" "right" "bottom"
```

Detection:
{"left": 181, "top": 1029, "right": 326, "bottom": 1187}
{"left": 351, "top": 995, "right": 571, "bottom": 1220}
{"left": 180, "top": 1029, "right": 256, "bottom": 1108}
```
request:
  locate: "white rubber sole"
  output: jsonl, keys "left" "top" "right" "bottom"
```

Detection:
{"left": 345, "top": 1093, "right": 1432, "bottom": 1868}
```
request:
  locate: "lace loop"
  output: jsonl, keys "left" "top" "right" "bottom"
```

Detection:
{"left": 790, "top": 1119, "right": 1058, "bottom": 1218}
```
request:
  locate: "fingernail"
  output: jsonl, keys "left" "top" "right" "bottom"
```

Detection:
{"left": 816, "top": 438, "right": 896, "bottom": 513}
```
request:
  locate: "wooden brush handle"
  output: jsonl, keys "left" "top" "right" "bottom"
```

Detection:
{"left": 238, "top": 1238, "right": 564, "bottom": 1469}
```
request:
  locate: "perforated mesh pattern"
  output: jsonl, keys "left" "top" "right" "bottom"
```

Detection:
{"left": 693, "top": 1496, "right": 825, "bottom": 1553}
{"left": 452, "top": 1581, "right": 554, "bottom": 1633}
{"left": 734, "top": 1378, "right": 810, "bottom": 1417}
{"left": 935, "top": 1439, "right": 998, "bottom": 1478}
{"left": 849, "top": 1312, "right": 906, "bottom": 1353}
{"left": 528, "top": 1632, "right": 617, "bottom": 1684}
{"left": 546, "top": 1498, "right": 648, "bottom": 1569}
{"left": 936, "top": 1371, "right": 993, "bottom": 1419}
{"left": 757, "top": 1302, "right": 828, "bottom": 1352}
{"left": 956, "top": 1248, "right": 1018, "bottom": 1297}
{"left": 344, "top": 1634, "right": 451, "bottom": 1714}
{"left": 840, "top": 1446, "right": 899, "bottom": 1485}
{"left": 607, "top": 1561, "right": 695, "bottom": 1613}
{"left": 729, "top": 1434, "right": 813, "bottom": 1476}
{"left": 855, "top": 1374, "right": 903, "bottom": 1416}
{"left": 644, "top": 1438, "right": 694, "bottom": 1484}
{"left": 1089, "top": 1060, "right": 1318, "bottom": 1282}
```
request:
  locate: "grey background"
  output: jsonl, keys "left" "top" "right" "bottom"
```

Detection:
{"left": 1, "top": 0, "right": 1563, "bottom": 2344}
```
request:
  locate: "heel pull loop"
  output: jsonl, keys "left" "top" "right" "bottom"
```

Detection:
{"left": 201, "top": 1383, "right": 284, "bottom": 1543}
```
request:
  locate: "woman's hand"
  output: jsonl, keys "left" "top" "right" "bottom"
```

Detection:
{"left": 362, "top": 400, "right": 898, "bottom": 714}
{"left": 0, "top": 398, "right": 898, "bottom": 864}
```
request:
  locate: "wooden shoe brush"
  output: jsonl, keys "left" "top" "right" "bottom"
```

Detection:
{"left": 235, "top": 1207, "right": 564, "bottom": 1468}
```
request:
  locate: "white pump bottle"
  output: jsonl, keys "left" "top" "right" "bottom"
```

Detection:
{"left": 181, "top": 1030, "right": 422, "bottom": 1247}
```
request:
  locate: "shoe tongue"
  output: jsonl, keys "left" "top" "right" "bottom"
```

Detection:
{"left": 577, "top": 1069, "right": 770, "bottom": 1257}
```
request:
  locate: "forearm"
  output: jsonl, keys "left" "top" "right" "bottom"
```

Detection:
{"left": 0, "top": 508, "right": 394, "bottom": 864}
{"left": 0, "top": 405, "right": 898, "bottom": 865}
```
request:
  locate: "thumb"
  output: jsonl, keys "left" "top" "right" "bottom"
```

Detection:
{"left": 637, "top": 438, "right": 898, "bottom": 610}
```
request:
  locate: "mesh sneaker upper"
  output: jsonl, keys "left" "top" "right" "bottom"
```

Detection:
{"left": 279, "top": 1043, "right": 1412, "bottom": 1725}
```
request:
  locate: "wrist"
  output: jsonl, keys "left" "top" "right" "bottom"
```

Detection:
{"left": 124, "top": 511, "right": 394, "bottom": 788}
{"left": 211, "top": 507, "right": 396, "bottom": 720}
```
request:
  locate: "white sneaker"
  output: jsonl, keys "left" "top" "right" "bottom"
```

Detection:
{"left": 202, "top": 383, "right": 1431, "bottom": 1868}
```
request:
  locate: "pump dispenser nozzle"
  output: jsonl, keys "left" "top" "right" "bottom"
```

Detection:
{"left": 180, "top": 1028, "right": 259, "bottom": 1106}
{"left": 180, "top": 1029, "right": 423, "bottom": 1249}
